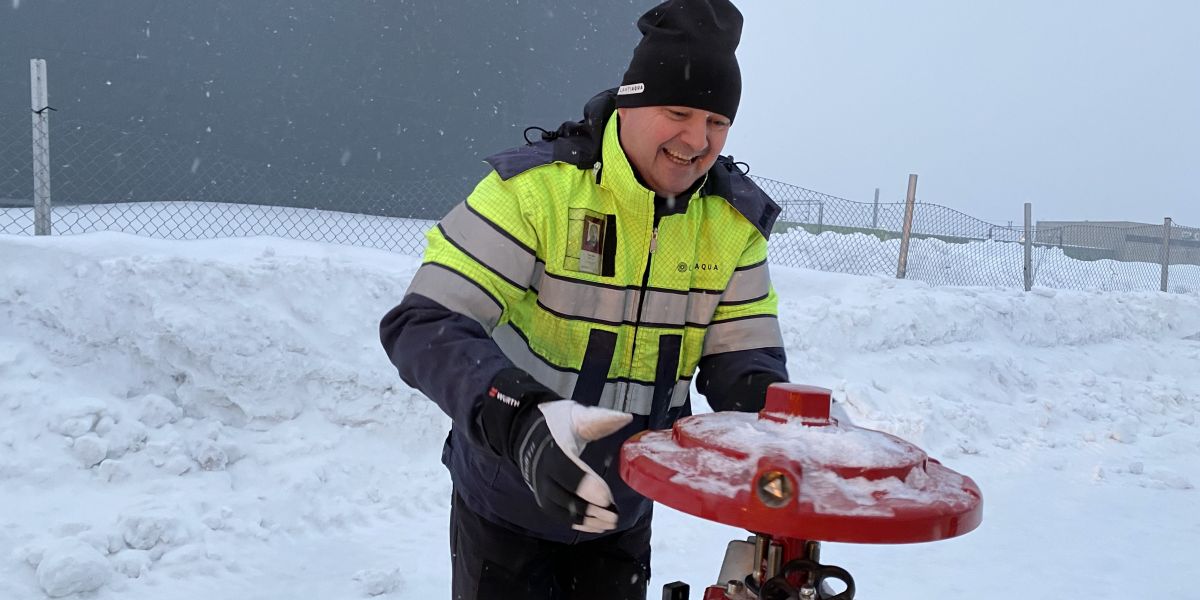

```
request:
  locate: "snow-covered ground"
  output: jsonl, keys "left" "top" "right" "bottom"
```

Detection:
{"left": 1, "top": 230, "right": 1198, "bottom": 600}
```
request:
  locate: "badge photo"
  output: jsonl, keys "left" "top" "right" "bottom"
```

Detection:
{"left": 579, "top": 215, "right": 606, "bottom": 274}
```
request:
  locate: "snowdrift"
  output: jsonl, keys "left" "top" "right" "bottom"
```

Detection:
{"left": 1, "top": 232, "right": 1197, "bottom": 599}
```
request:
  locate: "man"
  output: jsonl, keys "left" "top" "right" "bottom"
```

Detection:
{"left": 379, "top": 0, "right": 787, "bottom": 598}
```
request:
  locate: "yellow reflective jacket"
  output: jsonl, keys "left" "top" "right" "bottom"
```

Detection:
{"left": 381, "top": 89, "right": 787, "bottom": 541}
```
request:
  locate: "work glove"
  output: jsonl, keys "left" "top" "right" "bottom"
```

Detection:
{"left": 478, "top": 368, "right": 633, "bottom": 533}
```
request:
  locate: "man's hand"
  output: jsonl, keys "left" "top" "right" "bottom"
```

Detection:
{"left": 477, "top": 368, "right": 633, "bottom": 533}
{"left": 511, "top": 400, "right": 633, "bottom": 533}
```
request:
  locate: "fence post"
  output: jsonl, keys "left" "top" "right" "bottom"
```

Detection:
{"left": 896, "top": 174, "right": 917, "bottom": 279}
{"left": 817, "top": 202, "right": 825, "bottom": 234}
{"left": 30, "top": 58, "right": 52, "bottom": 236}
{"left": 1023, "top": 202, "right": 1033, "bottom": 291}
{"left": 872, "top": 187, "right": 879, "bottom": 229}
{"left": 1160, "top": 217, "right": 1172, "bottom": 292}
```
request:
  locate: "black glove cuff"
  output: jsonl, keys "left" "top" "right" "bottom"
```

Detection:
{"left": 476, "top": 367, "right": 560, "bottom": 458}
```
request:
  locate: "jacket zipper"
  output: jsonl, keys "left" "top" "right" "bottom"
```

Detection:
{"left": 623, "top": 216, "right": 659, "bottom": 409}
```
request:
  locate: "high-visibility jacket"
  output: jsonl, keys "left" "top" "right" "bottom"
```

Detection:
{"left": 381, "top": 89, "right": 788, "bottom": 542}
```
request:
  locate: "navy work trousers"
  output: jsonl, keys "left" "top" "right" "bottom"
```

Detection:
{"left": 449, "top": 492, "right": 651, "bottom": 600}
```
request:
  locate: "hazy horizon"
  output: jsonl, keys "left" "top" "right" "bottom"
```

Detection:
{"left": 731, "top": 1, "right": 1199, "bottom": 228}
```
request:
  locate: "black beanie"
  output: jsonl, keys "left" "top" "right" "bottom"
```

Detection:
{"left": 616, "top": 0, "right": 744, "bottom": 122}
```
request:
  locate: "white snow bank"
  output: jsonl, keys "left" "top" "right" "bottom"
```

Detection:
{"left": 1, "top": 231, "right": 1197, "bottom": 600}
{"left": 2, "top": 233, "right": 452, "bottom": 599}
{"left": 34, "top": 538, "right": 112, "bottom": 598}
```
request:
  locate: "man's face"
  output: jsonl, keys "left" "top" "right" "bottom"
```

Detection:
{"left": 617, "top": 105, "right": 731, "bottom": 197}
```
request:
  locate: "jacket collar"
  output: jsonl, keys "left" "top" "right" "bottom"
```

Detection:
{"left": 598, "top": 111, "right": 653, "bottom": 202}
{"left": 598, "top": 111, "right": 710, "bottom": 214}
{"left": 488, "top": 88, "right": 780, "bottom": 237}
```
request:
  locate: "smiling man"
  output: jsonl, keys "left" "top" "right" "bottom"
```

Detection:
{"left": 617, "top": 105, "right": 731, "bottom": 197}
{"left": 379, "top": 1, "right": 788, "bottom": 598}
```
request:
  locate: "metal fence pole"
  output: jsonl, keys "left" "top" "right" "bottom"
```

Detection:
{"left": 896, "top": 174, "right": 917, "bottom": 279}
{"left": 872, "top": 187, "right": 879, "bottom": 229}
{"left": 30, "top": 58, "right": 52, "bottom": 236}
{"left": 1023, "top": 202, "right": 1033, "bottom": 291}
{"left": 817, "top": 202, "right": 825, "bottom": 234}
{"left": 1160, "top": 217, "right": 1172, "bottom": 292}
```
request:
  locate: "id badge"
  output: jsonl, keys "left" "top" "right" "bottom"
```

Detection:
{"left": 566, "top": 208, "right": 611, "bottom": 276}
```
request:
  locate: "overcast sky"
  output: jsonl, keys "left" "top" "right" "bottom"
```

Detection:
{"left": 729, "top": 1, "right": 1199, "bottom": 227}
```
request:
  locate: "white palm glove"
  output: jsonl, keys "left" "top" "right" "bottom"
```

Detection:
{"left": 512, "top": 400, "right": 633, "bottom": 533}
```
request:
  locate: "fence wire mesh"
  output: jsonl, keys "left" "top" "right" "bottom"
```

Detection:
{"left": 1, "top": 118, "right": 33, "bottom": 234}
{"left": 2, "top": 116, "right": 1196, "bottom": 294}
{"left": 755, "top": 177, "right": 903, "bottom": 278}
{"left": 1033, "top": 225, "right": 1155, "bottom": 292}
{"left": 1, "top": 119, "right": 472, "bottom": 254}
{"left": 1031, "top": 222, "right": 1200, "bottom": 293}
{"left": 756, "top": 176, "right": 1035, "bottom": 287}
{"left": 1167, "top": 223, "right": 1200, "bottom": 293}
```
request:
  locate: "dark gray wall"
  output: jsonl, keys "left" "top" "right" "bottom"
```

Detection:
{"left": 1, "top": 1, "right": 640, "bottom": 214}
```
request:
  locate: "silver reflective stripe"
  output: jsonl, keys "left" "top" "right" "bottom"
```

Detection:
{"left": 684, "top": 290, "right": 722, "bottom": 326}
{"left": 406, "top": 264, "right": 503, "bottom": 332}
{"left": 670, "top": 380, "right": 691, "bottom": 408}
{"left": 598, "top": 381, "right": 633, "bottom": 412}
{"left": 531, "top": 261, "right": 546, "bottom": 292}
{"left": 536, "top": 274, "right": 723, "bottom": 328}
{"left": 440, "top": 202, "right": 535, "bottom": 289}
{"left": 639, "top": 290, "right": 689, "bottom": 326}
{"left": 613, "top": 381, "right": 653, "bottom": 414}
{"left": 537, "top": 275, "right": 629, "bottom": 324}
{"left": 491, "top": 324, "right": 691, "bottom": 416}
{"left": 722, "top": 262, "right": 771, "bottom": 304}
{"left": 611, "top": 380, "right": 691, "bottom": 414}
{"left": 492, "top": 324, "right": 578, "bottom": 398}
{"left": 702, "top": 316, "right": 784, "bottom": 356}
{"left": 623, "top": 289, "right": 641, "bottom": 323}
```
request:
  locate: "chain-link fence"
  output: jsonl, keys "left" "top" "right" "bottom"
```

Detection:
{"left": 757, "top": 177, "right": 1038, "bottom": 287}
{"left": 1, "top": 118, "right": 473, "bottom": 255}
{"left": 756, "top": 176, "right": 1198, "bottom": 293}
{"left": 1025, "top": 220, "right": 1199, "bottom": 293}
{"left": 1166, "top": 223, "right": 1200, "bottom": 292}
{"left": 1, "top": 117, "right": 33, "bottom": 234}
{"left": 3, "top": 113, "right": 1197, "bottom": 294}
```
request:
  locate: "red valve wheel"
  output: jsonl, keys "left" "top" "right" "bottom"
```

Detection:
{"left": 620, "top": 384, "right": 983, "bottom": 544}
